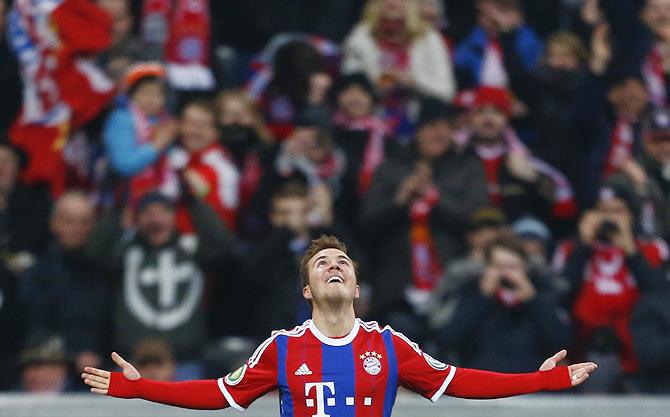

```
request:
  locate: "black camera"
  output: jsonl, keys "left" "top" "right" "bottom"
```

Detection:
{"left": 595, "top": 219, "right": 620, "bottom": 243}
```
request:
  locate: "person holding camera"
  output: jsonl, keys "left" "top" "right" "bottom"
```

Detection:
{"left": 431, "top": 234, "right": 570, "bottom": 373}
{"left": 553, "top": 184, "right": 668, "bottom": 392}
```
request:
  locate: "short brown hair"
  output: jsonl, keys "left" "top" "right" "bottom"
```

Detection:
{"left": 483, "top": 233, "right": 528, "bottom": 264}
{"left": 298, "top": 235, "right": 358, "bottom": 289}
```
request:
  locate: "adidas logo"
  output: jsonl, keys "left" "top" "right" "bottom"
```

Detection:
{"left": 294, "top": 363, "right": 312, "bottom": 376}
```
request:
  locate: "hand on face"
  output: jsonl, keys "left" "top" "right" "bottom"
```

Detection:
{"left": 506, "top": 152, "right": 539, "bottom": 182}
{"left": 500, "top": 268, "right": 536, "bottom": 303}
{"left": 394, "top": 162, "right": 434, "bottom": 205}
{"left": 578, "top": 210, "right": 602, "bottom": 246}
{"left": 479, "top": 266, "right": 501, "bottom": 297}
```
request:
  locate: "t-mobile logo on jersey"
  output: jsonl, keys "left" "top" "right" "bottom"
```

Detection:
{"left": 304, "top": 382, "right": 372, "bottom": 417}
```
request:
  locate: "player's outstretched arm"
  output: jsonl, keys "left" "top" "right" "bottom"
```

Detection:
{"left": 82, "top": 352, "right": 229, "bottom": 410}
{"left": 445, "top": 350, "right": 597, "bottom": 399}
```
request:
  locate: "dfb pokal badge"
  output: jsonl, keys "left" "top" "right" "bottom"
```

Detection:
{"left": 360, "top": 351, "right": 382, "bottom": 375}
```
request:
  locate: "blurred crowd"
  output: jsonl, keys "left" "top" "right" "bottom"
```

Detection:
{"left": 1, "top": 0, "right": 670, "bottom": 395}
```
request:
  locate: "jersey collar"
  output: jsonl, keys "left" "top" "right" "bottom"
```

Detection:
{"left": 308, "top": 318, "right": 360, "bottom": 346}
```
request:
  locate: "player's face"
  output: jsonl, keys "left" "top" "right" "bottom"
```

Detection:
{"left": 303, "top": 248, "right": 359, "bottom": 307}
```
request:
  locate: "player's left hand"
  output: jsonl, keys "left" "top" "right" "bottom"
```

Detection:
{"left": 539, "top": 350, "right": 597, "bottom": 386}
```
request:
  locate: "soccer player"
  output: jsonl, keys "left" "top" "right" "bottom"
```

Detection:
{"left": 82, "top": 235, "right": 596, "bottom": 416}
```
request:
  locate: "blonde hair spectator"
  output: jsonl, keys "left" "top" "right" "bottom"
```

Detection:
{"left": 363, "top": 0, "right": 429, "bottom": 41}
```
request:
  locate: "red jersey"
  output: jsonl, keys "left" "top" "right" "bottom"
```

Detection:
{"left": 107, "top": 318, "right": 572, "bottom": 412}
{"left": 218, "top": 319, "right": 456, "bottom": 416}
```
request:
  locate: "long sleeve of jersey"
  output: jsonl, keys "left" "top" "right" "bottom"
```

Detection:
{"left": 392, "top": 332, "right": 571, "bottom": 401}
{"left": 107, "top": 335, "right": 279, "bottom": 411}
{"left": 107, "top": 373, "right": 228, "bottom": 410}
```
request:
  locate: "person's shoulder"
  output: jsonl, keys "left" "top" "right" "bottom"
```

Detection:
{"left": 357, "top": 319, "right": 421, "bottom": 349}
{"left": 247, "top": 321, "right": 312, "bottom": 367}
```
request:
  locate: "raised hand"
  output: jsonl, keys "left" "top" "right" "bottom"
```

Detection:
{"left": 81, "top": 352, "right": 140, "bottom": 395}
{"left": 539, "top": 350, "right": 597, "bottom": 387}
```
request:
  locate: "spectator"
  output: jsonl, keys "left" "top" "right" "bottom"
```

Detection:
{"left": 428, "top": 207, "right": 508, "bottom": 326}
{"left": 103, "top": 62, "right": 179, "bottom": 208}
{"left": 641, "top": 0, "right": 670, "bottom": 106}
{"left": 88, "top": 191, "right": 232, "bottom": 376}
{"left": 19, "top": 335, "right": 74, "bottom": 393}
{"left": 131, "top": 338, "right": 176, "bottom": 382}
{"left": 20, "top": 191, "right": 108, "bottom": 374}
{"left": 512, "top": 215, "right": 553, "bottom": 266}
{"left": 173, "top": 98, "right": 240, "bottom": 232}
{"left": 360, "top": 97, "right": 488, "bottom": 342}
{"left": 609, "top": 106, "right": 670, "bottom": 243}
{"left": 500, "top": 30, "right": 596, "bottom": 204}
{"left": 454, "top": 0, "right": 543, "bottom": 89}
{"left": 215, "top": 89, "right": 274, "bottom": 168}
{"left": 431, "top": 235, "right": 571, "bottom": 373}
{"left": 0, "top": 141, "right": 51, "bottom": 274}
{"left": 241, "top": 181, "right": 363, "bottom": 340}
{"left": 214, "top": 89, "right": 275, "bottom": 220}
{"left": 631, "top": 279, "right": 670, "bottom": 393}
{"left": 461, "top": 86, "right": 578, "bottom": 236}
{"left": 330, "top": 72, "right": 392, "bottom": 229}
{"left": 248, "top": 108, "right": 347, "bottom": 236}
{"left": 0, "top": 260, "right": 21, "bottom": 390}
{"left": 342, "top": 0, "right": 455, "bottom": 135}
{"left": 553, "top": 184, "right": 668, "bottom": 392}
{"left": 256, "top": 38, "right": 333, "bottom": 140}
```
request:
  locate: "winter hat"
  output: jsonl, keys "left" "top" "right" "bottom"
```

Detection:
{"left": 329, "top": 72, "right": 378, "bottom": 104}
{"left": 416, "top": 96, "right": 456, "bottom": 129}
{"left": 471, "top": 86, "right": 513, "bottom": 117}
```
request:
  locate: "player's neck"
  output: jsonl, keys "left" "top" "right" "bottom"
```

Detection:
{"left": 310, "top": 305, "right": 356, "bottom": 338}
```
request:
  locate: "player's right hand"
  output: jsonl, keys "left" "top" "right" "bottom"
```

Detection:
{"left": 81, "top": 352, "right": 140, "bottom": 395}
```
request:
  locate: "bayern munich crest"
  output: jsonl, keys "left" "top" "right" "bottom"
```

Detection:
{"left": 359, "top": 351, "right": 382, "bottom": 375}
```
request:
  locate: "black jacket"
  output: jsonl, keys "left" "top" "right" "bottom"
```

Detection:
{"left": 360, "top": 146, "right": 489, "bottom": 314}
{"left": 19, "top": 245, "right": 110, "bottom": 356}
{"left": 0, "top": 262, "right": 21, "bottom": 390}
{"left": 632, "top": 286, "right": 670, "bottom": 393}
{"left": 432, "top": 267, "right": 571, "bottom": 373}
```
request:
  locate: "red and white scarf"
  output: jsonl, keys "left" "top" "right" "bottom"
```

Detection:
{"left": 643, "top": 44, "right": 667, "bottom": 107}
{"left": 409, "top": 185, "right": 443, "bottom": 291}
{"left": 142, "top": 0, "right": 214, "bottom": 90}
{"left": 463, "top": 128, "right": 577, "bottom": 218}
{"left": 603, "top": 118, "right": 634, "bottom": 178}
{"left": 333, "top": 111, "right": 387, "bottom": 196}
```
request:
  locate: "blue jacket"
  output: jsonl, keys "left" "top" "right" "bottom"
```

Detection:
{"left": 103, "top": 107, "right": 160, "bottom": 177}
{"left": 454, "top": 26, "right": 543, "bottom": 88}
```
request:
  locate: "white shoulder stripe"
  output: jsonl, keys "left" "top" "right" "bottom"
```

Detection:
{"left": 248, "top": 321, "right": 310, "bottom": 368}
{"left": 217, "top": 378, "right": 246, "bottom": 412}
{"left": 356, "top": 319, "right": 423, "bottom": 356}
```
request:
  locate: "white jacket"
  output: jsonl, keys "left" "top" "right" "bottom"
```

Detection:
{"left": 341, "top": 23, "right": 456, "bottom": 101}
